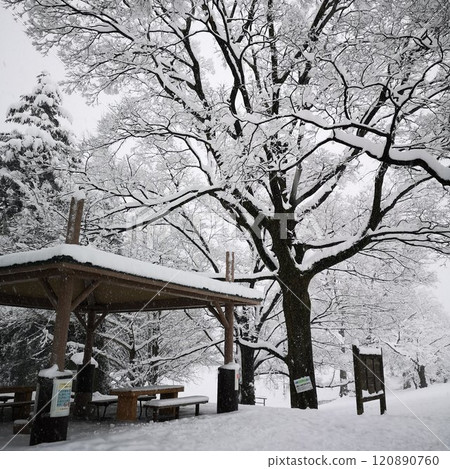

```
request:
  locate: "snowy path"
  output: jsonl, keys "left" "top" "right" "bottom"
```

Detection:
{"left": 1, "top": 383, "right": 448, "bottom": 451}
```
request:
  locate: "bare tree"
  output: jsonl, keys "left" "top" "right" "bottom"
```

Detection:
{"left": 380, "top": 292, "right": 450, "bottom": 389}
{"left": 5, "top": 0, "right": 450, "bottom": 408}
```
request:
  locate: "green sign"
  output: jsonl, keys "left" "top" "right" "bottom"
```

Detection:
{"left": 294, "top": 376, "right": 313, "bottom": 394}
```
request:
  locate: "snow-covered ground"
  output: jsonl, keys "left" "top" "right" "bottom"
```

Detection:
{"left": 1, "top": 377, "right": 449, "bottom": 468}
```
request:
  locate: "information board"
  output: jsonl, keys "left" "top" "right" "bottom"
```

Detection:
{"left": 294, "top": 376, "right": 313, "bottom": 394}
{"left": 50, "top": 378, "right": 72, "bottom": 417}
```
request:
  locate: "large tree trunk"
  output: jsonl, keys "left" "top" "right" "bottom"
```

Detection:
{"left": 239, "top": 344, "right": 256, "bottom": 405}
{"left": 339, "top": 369, "right": 348, "bottom": 397}
{"left": 339, "top": 328, "right": 348, "bottom": 397}
{"left": 280, "top": 273, "right": 318, "bottom": 409}
{"left": 74, "top": 311, "right": 96, "bottom": 418}
{"left": 417, "top": 364, "right": 428, "bottom": 388}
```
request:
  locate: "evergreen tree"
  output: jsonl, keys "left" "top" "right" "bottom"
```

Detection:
{"left": 0, "top": 71, "right": 75, "bottom": 242}
{"left": 0, "top": 72, "right": 77, "bottom": 384}
{"left": 0, "top": 309, "right": 53, "bottom": 385}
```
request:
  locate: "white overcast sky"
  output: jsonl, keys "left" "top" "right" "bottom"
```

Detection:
{"left": 1, "top": 5, "right": 450, "bottom": 312}
{"left": 0, "top": 6, "right": 104, "bottom": 137}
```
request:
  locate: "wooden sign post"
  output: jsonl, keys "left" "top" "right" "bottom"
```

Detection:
{"left": 352, "top": 345, "right": 387, "bottom": 415}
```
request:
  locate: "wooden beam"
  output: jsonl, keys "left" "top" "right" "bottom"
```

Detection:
{"left": 38, "top": 278, "right": 58, "bottom": 308}
{"left": 0, "top": 294, "right": 53, "bottom": 310}
{"left": 73, "top": 311, "right": 87, "bottom": 330}
{"left": 0, "top": 267, "right": 65, "bottom": 286}
{"left": 77, "top": 297, "right": 229, "bottom": 314}
{"left": 93, "top": 312, "right": 109, "bottom": 330}
{"left": 208, "top": 303, "right": 228, "bottom": 328}
{"left": 71, "top": 280, "right": 101, "bottom": 311}
{"left": 82, "top": 279, "right": 109, "bottom": 331}
{"left": 0, "top": 261, "right": 261, "bottom": 306}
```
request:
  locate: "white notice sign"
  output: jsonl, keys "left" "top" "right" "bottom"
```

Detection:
{"left": 294, "top": 376, "right": 313, "bottom": 394}
{"left": 50, "top": 378, "right": 72, "bottom": 417}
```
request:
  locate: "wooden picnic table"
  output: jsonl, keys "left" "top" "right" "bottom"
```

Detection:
{"left": 109, "top": 385, "right": 184, "bottom": 421}
{"left": 0, "top": 385, "right": 35, "bottom": 419}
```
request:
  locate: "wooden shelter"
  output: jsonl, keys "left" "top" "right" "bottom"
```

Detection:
{"left": 0, "top": 199, "right": 262, "bottom": 418}
{"left": 0, "top": 244, "right": 262, "bottom": 363}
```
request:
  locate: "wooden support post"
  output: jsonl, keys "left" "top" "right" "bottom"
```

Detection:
{"left": 50, "top": 275, "right": 75, "bottom": 371}
{"left": 49, "top": 197, "right": 85, "bottom": 370}
{"left": 66, "top": 197, "right": 84, "bottom": 244}
{"left": 224, "top": 303, "right": 234, "bottom": 364}
{"left": 73, "top": 310, "right": 97, "bottom": 417}
{"left": 226, "top": 251, "right": 235, "bottom": 283}
{"left": 216, "top": 252, "right": 240, "bottom": 414}
{"left": 224, "top": 251, "right": 235, "bottom": 365}
{"left": 83, "top": 311, "right": 96, "bottom": 366}
{"left": 352, "top": 345, "right": 364, "bottom": 415}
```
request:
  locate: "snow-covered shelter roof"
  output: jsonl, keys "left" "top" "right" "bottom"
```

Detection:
{"left": 0, "top": 244, "right": 263, "bottom": 313}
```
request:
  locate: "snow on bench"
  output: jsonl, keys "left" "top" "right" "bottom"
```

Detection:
{"left": 143, "top": 395, "right": 209, "bottom": 422}
{"left": 90, "top": 393, "right": 118, "bottom": 420}
{"left": 13, "top": 419, "right": 32, "bottom": 435}
{"left": 137, "top": 395, "right": 156, "bottom": 419}
{"left": 0, "top": 393, "right": 14, "bottom": 403}
{"left": 0, "top": 400, "right": 34, "bottom": 420}
{"left": 255, "top": 396, "right": 267, "bottom": 406}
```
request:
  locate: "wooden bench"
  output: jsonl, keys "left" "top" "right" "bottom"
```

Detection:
{"left": 138, "top": 395, "right": 155, "bottom": 419}
{"left": 255, "top": 396, "right": 267, "bottom": 406}
{"left": 143, "top": 395, "right": 209, "bottom": 422}
{"left": 13, "top": 419, "right": 32, "bottom": 435}
{"left": 0, "top": 400, "right": 34, "bottom": 421}
{"left": 0, "top": 393, "right": 14, "bottom": 403}
{"left": 90, "top": 394, "right": 118, "bottom": 420}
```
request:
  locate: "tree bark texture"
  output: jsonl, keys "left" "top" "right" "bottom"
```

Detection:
{"left": 279, "top": 273, "right": 318, "bottom": 409}
{"left": 239, "top": 344, "right": 256, "bottom": 405}
{"left": 417, "top": 364, "right": 428, "bottom": 388}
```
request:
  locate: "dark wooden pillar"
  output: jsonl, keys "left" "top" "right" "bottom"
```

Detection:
{"left": 50, "top": 275, "right": 75, "bottom": 371}
{"left": 50, "top": 197, "right": 85, "bottom": 371}
{"left": 73, "top": 311, "right": 97, "bottom": 418}
{"left": 224, "top": 251, "right": 235, "bottom": 364}
{"left": 215, "top": 252, "right": 241, "bottom": 413}
{"left": 66, "top": 197, "right": 84, "bottom": 244}
{"left": 35, "top": 272, "right": 75, "bottom": 444}
{"left": 83, "top": 311, "right": 96, "bottom": 365}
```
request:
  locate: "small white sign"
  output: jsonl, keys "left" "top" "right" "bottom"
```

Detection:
{"left": 50, "top": 378, "right": 72, "bottom": 417}
{"left": 294, "top": 376, "right": 313, "bottom": 394}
